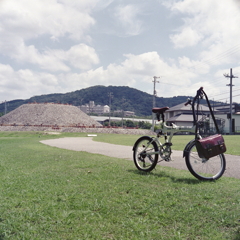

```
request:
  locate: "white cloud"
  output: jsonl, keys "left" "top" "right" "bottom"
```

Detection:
{"left": 0, "top": 0, "right": 240, "bottom": 104}
{"left": 0, "top": 0, "right": 96, "bottom": 41}
{"left": 18, "top": 44, "right": 71, "bottom": 72}
{"left": 0, "top": 64, "right": 18, "bottom": 90}
{"left": 170, "top": 27, "right": 203, "bottom": 48}
{"left": 60, "top": 52, "right": 198, "bottom": 96}
{"left": 0, "top": 36, "right": 99, "bottom": 72}
{"left": 168, "top": 0, "right": 240, "bottom": 54}
{"left": 58, "top": 0, "right": 99, "bottom": 10}
{"left": 122, "top": 52, "right": 161, "bottom": 75}
{"left": 178, "top": 56, "right": 209, "bottom": 74}
{"left": 67, "top": 44, "right": 99, "bottom": 70}
{"left": 0, "top": 0, "right": 100, "bottom": 73}
{"left": 93, "top": 0, "right": 114, "bottom": 11}
{"left": 0, "top": 64, "right": 60, "bottom": 100}
{"left": 114, "top": 4, "right": 143, "bottom": 36}
{"left": 0, "top": 48, "right": 233, "bottom": 102}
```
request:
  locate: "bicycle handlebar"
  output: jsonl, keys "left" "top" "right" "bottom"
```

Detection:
{"left": 193, "top": 87, "right": 204, "bottom": 101}
{"left": 184, "top": 87, "right": 204, "bottom": 106}
{"left": 184, "top": 98, "right": 192, "bottom": 106}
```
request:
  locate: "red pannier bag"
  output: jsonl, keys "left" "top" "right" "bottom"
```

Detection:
{"left": 195, "top": 134, "right": 226, "bottom": 159}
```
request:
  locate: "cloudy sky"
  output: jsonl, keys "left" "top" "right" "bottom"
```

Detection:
{"left": 1, "top": 0, "right": 240, "bottom": 104}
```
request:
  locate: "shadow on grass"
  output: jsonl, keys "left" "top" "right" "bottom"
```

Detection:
{"left": 128, "top": 169, "right": 201, "bottom": 185}
{"left": 0, "top": 217, "right": 5, "bottom": 240}
{"left": 233, "top": 228, "right": 240, "bottom": 240}
{"left": 0, "top": 233, "right": 4, "bottom": 240}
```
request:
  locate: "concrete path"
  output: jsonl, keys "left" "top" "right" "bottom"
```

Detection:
{"left": 40, "top": 137, "right": 240, "bottom": 179}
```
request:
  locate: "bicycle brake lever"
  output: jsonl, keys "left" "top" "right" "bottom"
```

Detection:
{"left": 184, "top": 98, "right": 192, "bottom": 106}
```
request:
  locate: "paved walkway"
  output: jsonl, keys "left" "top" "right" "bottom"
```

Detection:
{"left": 40, "top": 137, "right": 240, "bottom": 179}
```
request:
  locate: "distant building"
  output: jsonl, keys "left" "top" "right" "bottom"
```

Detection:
{"left": 113, "top": 110, "right": 135, "bottom": 117}
{"left": 124, "top": 111, "right": 135, "bottom": 116}
{"left": 165, "top": 102, "right": 226, "bottom": 134}
{"left": 79, "top": 101, "right": 110, "bottom": 114}
{"left": 213, "top": 103, "right": 240, "bottom": 114}
{"left": 213, "top": 103, "right": 240, "bottom": 133}
{"left": 79, "top": 101, "right": 135, "bottom": 116}
{"left": 165, "top": 102, "right": 211, "bottom": 127}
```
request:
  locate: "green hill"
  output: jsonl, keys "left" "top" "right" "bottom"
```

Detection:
{"left": 0, "top": 85, "right": 193, "bottom": 116}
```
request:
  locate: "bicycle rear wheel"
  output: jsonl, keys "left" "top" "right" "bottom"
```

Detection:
{"left": 185, "top": 141, "right": 226, "bottom": 180}
{"left": 133, "top": 136, "right": 159, "bottom": 172}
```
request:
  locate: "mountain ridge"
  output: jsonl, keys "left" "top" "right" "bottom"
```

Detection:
{"left": 0, "top": 85, "right": 221, "bottom": 116}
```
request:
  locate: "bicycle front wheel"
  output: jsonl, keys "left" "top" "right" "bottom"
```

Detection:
{"left": 185, "top": 141, "right": 226, "bottom": 180}
{"left": 133, "top": 136, "right": 159, "bottom": 172}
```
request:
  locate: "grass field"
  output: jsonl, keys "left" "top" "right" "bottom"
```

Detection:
{"left": 0, "top": 131, "right": 240, "bottom": 239}
{"left": 94, "top": 133, "right": 240, "bottom": 155}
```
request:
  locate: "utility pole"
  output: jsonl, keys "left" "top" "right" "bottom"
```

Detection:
{"left": 152, "top": 76, "right": 160, "bottom": 130}
{"left": 4, "top": 100, "right": 7, "bottom": 115}
{"left": 224, "top": 68, "right": 238, "bottom": 134}
{"left": 108, "top": 92, "right": 113, "bottom": 126}
{"left": 121, "top": 97, "right": 126, "bottom": 128}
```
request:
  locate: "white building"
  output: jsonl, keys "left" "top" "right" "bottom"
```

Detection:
{"left": 79, "top": 101, "right": 110, "bottom": 114}
{"left": 165, "top": 102, "right": 211, "bottom": 127}
{"left": 113, "top": 110, "right": 135, "bottom": 117}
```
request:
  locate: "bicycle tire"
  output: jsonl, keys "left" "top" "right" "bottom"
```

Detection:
{"left": 133, "top": 136, "right": 159, "bottom": 172}
{"left": 185, "top": 140, "right": 226, "bottom": 180}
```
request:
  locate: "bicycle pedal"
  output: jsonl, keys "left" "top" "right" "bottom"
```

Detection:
{"left": 164, "top": 158, "right": 173, "bottom": 162}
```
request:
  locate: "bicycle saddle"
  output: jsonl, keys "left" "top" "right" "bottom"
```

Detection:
{"left": 152, "top": 107, "right": 169, "bottom": 114}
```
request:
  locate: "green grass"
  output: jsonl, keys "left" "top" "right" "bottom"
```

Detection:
{"left": 0, "top": 132, "right": 240, "bottom": 239}
{"left": 94, "top": 133, "right": 240, "bottom": 155}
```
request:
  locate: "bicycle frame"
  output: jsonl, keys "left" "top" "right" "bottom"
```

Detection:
{"left": 156, "top": 120, "right": 196, "bottom": 141}
{"left": 148, "top": 121, "right": 196, "bottom": 161}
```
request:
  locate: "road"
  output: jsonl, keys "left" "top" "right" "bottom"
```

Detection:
{"left": 40, "top": 137, "right": 240, "bottom": 179}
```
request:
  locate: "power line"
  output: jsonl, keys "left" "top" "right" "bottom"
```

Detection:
{"left": 216, "top": 93, "right": 240, "bottom": 102}
{"left": 155, "top": 43, "right": 240, "bottom": 102}
{"left": 161, "top": 43, "right": 240, "bottom": 88}
{"left": 158, "top": 81, "right": 181, "bottom": 87}
{"left": 211, "top": 87, "right": 240, "bottom": 99}
{"left": 191, "top": 43, "right": 240, "bottom": 69}
{"left": 168, "top": 43, "right": 240, "bottom": 76}
{"left": 203, "top": 44, "right": 240, "bottom": 65}
{"left": 232, "top": 93, "right": 240, "bottom": 98}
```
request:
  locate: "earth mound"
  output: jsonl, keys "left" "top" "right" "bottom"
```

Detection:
{"left": 0, "top": 103, "right": 102, "bottom": 127}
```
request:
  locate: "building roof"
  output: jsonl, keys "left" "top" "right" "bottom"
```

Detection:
{"left": 166, "top": 102, "right": 212, "bottom": 112}
{"left": 167, "top": 114, "right": 194, "bottom": 123}
{"left": 167, "top": 113, "right": 207, "bottom": 123}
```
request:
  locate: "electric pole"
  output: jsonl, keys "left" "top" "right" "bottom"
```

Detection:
{"left": 108, "top": 92, "right": 113, "bottom": 126}
{"left": 224, "top": 68, "right": 238, "bottom": 134}
{"left": 152, "top": 76, "right": 160, "bottom": 130}
{"left": 4, "top": 100, "right": 7, "bottom": 115}
{"left": 121, "top": 97, "right": 126, "bottom": 128}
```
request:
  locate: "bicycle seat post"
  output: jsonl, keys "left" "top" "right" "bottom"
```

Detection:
{"left": 152, "top": 107, "right": 169, "bottom": 122}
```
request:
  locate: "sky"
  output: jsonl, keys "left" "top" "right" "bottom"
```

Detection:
{"left": 1, "top": 0, "right": 240, "bottom": 104}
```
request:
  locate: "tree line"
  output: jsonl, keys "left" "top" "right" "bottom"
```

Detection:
{"left": 0, "top": 85, "right": 223, "bottom": 117}
{"left": 103, "top": 119, "right": 152, "bottom": 129}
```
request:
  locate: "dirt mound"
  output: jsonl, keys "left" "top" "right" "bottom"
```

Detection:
{"left": 0, "top": 103, "right": 102, "bottom": 127}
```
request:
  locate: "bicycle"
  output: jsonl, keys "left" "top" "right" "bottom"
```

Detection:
{"left": 132, "top": 87, "right": 226, "bottom": 180}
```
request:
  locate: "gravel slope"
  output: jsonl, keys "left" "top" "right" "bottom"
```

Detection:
{"left": 0, "top": 103, "right": 102, "bottom": 127}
